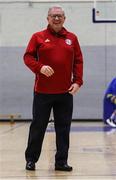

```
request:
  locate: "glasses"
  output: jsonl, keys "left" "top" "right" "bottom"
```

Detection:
{"left": 48, "top": 14, "right": 64, "bottom": 19}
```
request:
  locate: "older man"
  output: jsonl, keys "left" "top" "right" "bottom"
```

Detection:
{"left": 24, "top": 6, "right": 83, "bottom": 171}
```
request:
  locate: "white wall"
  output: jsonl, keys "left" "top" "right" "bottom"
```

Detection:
{"left": 0, "top": 1, "right": 116, "bottom": 119}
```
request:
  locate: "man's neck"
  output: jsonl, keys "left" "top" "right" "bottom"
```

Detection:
{"left": 53, "top": 28, "right": 62, "bottom": 33}
{"left": 49, "top": 25, "right": 62, "bottom": 33}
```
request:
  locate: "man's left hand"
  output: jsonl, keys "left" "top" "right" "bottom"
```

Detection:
{"left": 68, "top": 83, "right": 80, "bottom": 95}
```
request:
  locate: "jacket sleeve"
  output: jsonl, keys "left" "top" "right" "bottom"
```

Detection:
{"left": 105, "top": 78, "right": 116, "bottom": 96}
{"left": 23, "top": 33, "right": 43, "bottom": 74}
{"left": 73, "top": 36, "right": 83, "bottom": 87}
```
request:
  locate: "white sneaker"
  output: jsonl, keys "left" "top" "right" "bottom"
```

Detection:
{"left": 106, "top": 118, "right": 116, "bottom": 127}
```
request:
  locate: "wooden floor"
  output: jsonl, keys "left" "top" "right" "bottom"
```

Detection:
{"left": 0, "top": 121, "right": 116, "bottom": 180}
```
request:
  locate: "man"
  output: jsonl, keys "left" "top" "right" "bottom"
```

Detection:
{"left": 24, "top": 6, "right": 83, "bottom": 171}
{"left": 103, "top": 77, "right": 116, "bottom": 127}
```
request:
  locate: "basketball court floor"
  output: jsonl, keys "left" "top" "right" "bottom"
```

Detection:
{"left": 0, "top": 121, "right": 116, "bottom": 180}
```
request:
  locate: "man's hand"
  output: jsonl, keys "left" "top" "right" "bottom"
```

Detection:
{"left": 68, "top": 83, "right": 80, "bottom": 95}
{"left": 40, "top": 65, "right": 54, "bottom": 77}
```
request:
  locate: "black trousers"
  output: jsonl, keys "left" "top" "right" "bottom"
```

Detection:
{"left": 25, "top": 92, "right": 73, "bottom": 165}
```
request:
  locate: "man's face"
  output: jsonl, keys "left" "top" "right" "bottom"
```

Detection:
{"left": 47, "top": 7, "right": 65, "bottom": 32}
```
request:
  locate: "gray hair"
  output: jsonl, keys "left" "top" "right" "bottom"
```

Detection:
{"left": 48, "top": 5, "right": 65, "bottom": 16}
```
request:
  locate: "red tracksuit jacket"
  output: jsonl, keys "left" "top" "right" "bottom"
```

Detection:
{"left": 23, "top": 26, "right": 83, "bottom": 94}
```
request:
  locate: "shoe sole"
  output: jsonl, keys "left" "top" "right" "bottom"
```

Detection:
{"left": 26, "top": 168, "right": 35, "bottom": 171}
{"left": 55, "top": 167, "right": 73, "bottom": 171}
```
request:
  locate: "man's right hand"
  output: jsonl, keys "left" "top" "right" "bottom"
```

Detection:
{"left": 40, "top": 65, "right": 54, "bottom": 77}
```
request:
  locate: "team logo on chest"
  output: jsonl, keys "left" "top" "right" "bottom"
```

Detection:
{"left": 65, "top": 39, "right": 72, "bottom": 45}
{"left": 45, "top": 39, "right": 50, "bottom": 42}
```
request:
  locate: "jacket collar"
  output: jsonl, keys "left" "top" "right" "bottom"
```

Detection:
{"left": 47, "top": 25, "right": 67, "bottom": 38}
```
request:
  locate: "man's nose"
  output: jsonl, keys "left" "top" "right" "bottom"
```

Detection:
{"left": 55, "top": 16, "right": 59, "bottom": 20}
